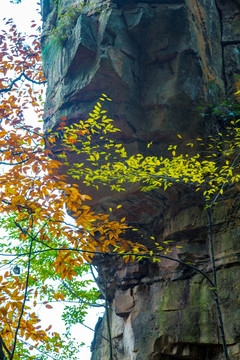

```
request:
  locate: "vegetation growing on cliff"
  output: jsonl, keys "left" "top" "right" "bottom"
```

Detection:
{"left": 66, "top": 97, "right": 240, "bottom": 201}
{"left": 61, "top": 96, "right": 240, "bottom": 360}
{"left": 46, "top": 0, "right": 105, "bottom": 46}
{"left": 48, "top": 2, "right": 86, "bottom": 45}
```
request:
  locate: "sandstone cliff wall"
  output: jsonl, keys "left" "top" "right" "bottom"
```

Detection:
{"left": 41, "top": 1, "right": 240, "bottom": 359}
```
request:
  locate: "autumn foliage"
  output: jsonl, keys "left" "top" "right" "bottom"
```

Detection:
{"left": 0, "top": 17, "right": 146, "bottom": 360}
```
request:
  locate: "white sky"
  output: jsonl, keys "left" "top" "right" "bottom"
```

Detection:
{"left": 1, "top": 1, "right": 103, "bottom": 359}
{"left": 1, "top": 0, "right": 41, "bottom": 33}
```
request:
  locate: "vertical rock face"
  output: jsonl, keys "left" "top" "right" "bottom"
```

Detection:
{"left": 41, "top": 0, "right": 240, "bottom": 359}
{"left": 41, "top": 0, "right": 226, "bottom": 137}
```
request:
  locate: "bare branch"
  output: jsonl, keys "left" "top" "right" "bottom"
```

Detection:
{"left": 10, "top": 232, "right": 34, "bottom": 360}
{"left": 61, "top": 280, "right": 104, "bottom": 308}
{"left": 0, "top": 71, "right": 46, "bottom": 94}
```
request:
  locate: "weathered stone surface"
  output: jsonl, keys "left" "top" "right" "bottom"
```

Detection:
{"left": 41, "top": 0, "right": 224, "bottom": 138}
{"left": 115, "top": 288, "right": 135, "bottom": 317}
{"left": 91, "top": 260, "right": 240, "bottom": 359}
{"left": 41, "top": 0, "right": 240, "bottom": 359}
{"left": 217, "top": 0, "right": 240, "bottom": 95}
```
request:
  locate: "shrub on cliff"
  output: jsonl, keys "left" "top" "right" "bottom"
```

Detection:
{"left": 63, "top": 97, "right": 240, "bottom": 360}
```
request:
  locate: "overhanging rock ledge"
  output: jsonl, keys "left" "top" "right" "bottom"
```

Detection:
{"left": 41, "top": 0, "right": 240, "bottom": 359}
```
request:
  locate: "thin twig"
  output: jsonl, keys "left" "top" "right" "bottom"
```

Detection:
{"left": 207, "top": 208, "right": 229, "bottom": 360}
{"left": 0, "top": 334, "right": 11, "bottom": 359}
{"left": 78, "top": 322, "right": 108, "bottom": 341}
{"left": 210, "top": 152, "right": 240, "bottom": 207}
{"left": 104, "top": 283, "right": 113, "bottom": 360}
{"left": 90, "top": 264, "right": 106, "bottom": 300}
{"left": 10, "top": 233, "right": 34, "bottom": 359}
{"left": 61, "top": 280, "right": 104, "bottom": 308}
{"left": 17, "top": 339, "right": 57, "bottom": 360}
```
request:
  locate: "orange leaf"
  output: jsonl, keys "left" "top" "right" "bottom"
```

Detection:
{"left": 45, "top": 305, "right": 53, "bottom": 309}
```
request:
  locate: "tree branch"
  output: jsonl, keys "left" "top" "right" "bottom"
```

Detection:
{"left": 0, "top": 71, "right": 46, "bottom": 94}
{"left": 10, "top": 232, "right": 34, "bottom": 360}
{"left": 61, "top": 280, "right": 104, "bottom": 308}
{"left": 0, "top": 334, "right": 11, "bottom": 360}
{"left": 0, "top": 247, "right": 216, "bottom": 288}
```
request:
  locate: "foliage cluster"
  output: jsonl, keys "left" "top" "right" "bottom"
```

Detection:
{"left": 0, "top": 17, "right": 145, "bottom": 360}
{"left": 64, "top": 99, "right": 240, "bottom": 208}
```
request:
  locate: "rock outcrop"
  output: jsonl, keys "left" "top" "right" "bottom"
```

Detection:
{"left": 41, "top": 0, "right": 240, "bottom": 359}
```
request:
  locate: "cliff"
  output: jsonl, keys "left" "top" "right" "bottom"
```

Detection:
{"left": 41, "top": 1, "right": 240, "bottom": 359}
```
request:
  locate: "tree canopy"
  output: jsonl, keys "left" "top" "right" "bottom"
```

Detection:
{"left": 0, "top": 14, "right": 145, "bottom": 360}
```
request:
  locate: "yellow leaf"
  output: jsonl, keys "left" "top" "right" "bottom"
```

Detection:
{"left": 82, "top": 194, "right": 92, "bottom": 200}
